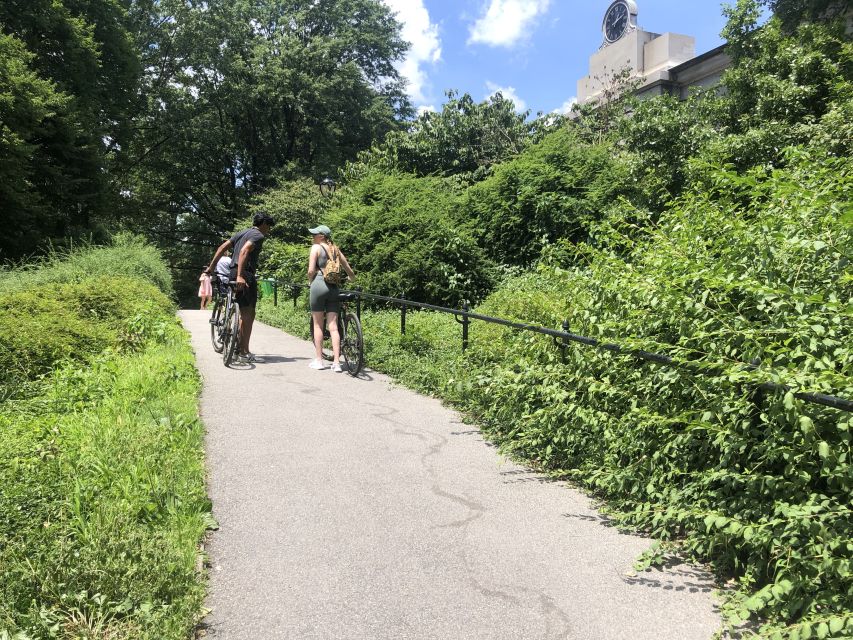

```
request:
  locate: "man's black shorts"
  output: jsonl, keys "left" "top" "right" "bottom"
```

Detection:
{"left": 235, "top": 280, "right": 258, "bottom": 308}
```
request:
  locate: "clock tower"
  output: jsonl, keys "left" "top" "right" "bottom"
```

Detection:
{"left": 602, "top": 1, "right": 638, "bottom": 44}
{"left": 577, "top": 2, "right": 697, "bottom": 104}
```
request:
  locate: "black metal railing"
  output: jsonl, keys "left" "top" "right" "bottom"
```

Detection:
{"left": 272, "top": 281, "right": 852, "bottom": 413}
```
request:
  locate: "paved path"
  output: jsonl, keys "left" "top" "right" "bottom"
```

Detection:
{"left": 179, "top": 310, "right": 721, "bottom": 640}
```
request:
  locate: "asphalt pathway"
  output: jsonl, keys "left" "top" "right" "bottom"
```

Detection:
{"left": 179, "top": 310, "right": 722, "bottom": 640}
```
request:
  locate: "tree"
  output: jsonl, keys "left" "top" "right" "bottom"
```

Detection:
{"left": 121, "top": 0, "right": 412, "bottom": 291}
{"left": 346, "top": 90, "right": 539, "bottom": 182}
{"left": 759, "top": 0, "right": 851, "bottom": 30}
{"left": 0, "top": 33, "right": 70, "bottom": 255}
{"left": 0, "top": 0, "right": 140, "bottom": 258}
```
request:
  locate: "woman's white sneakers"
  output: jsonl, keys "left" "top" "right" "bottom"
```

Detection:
{"left": 308, "top": 359, "right": 343, "bottom": 372}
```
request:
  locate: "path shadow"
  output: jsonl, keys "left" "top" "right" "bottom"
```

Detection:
{"left": 258, "top": 355, "right": 303, "bottom": 363}
{"left": 562, "top": 511, "right": 616, "bottom": 527}
{"left": 623, "top": 570, "right": 715, "bottom": 594}
{"left": 344, "top": 367, "right": 375, "bottom": 381}
{"left": 500, "top": 469, "right": 551, "bottom": 485}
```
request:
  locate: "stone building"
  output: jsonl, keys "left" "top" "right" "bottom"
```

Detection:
{"left": 577, "top": 1, "right": 730, "bottom": 105}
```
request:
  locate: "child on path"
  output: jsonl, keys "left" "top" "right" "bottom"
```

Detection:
{"left": 198, "top": 270, "right": 213, "bottom": 309}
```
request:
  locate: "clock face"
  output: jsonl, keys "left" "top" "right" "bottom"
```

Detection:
{"left": 604, "top": 2, "right": 629, "bottom": 43}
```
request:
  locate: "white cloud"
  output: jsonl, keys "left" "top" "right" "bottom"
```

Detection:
{"left": 468, "top": 0, "right": 551, "bottom": 48}
{"left": 382, "top": 0, "right": 441, "bottom": 106}
{"left": 417, "top": 104, "right": 437, "bottom": 116}
{"left": 554, "top": 96, "right": 577, "bottom": 114}
{"left": 485, "top": 81, "right": 527, "bottom": 112}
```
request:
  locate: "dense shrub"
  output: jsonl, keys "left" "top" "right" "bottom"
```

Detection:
{"left": 464, "top": 127, "right": 638, "bottom": 266}
{"left": 327, "top": 170, "right": 497, "bottom": 305}
{"left": 0, "top": 276, "right": 172, "bottom": 384}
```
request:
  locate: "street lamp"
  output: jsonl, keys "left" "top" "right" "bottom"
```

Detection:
{"left": 319, "top": 177, "right": 337, "bottom": 197}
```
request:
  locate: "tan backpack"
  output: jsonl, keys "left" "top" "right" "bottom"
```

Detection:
{"left": 322, "top": 243, "right": 344, "bottom": 285}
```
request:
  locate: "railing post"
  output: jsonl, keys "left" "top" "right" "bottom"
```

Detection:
{"left": 401, "top": 300, "right": 407, "bottom": 335}
{"left": 748, "top": 358, "right": 764, "bottom": 429}
{"left": 273, "top": 281, "right": 278, "bottom": 307}
{"left": 461, "top": 301, "right": 470, "bottom": 352}
{"left": 553, "top": 320, "right": 569, "bottom": 363}
{"left": 291, "top": 285, "right": 299, "bottom": 308}
{"left": 356, "top": 289, "right": 362, "bottom": 321}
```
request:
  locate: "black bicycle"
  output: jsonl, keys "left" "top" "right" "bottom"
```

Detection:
{"left": 217, "top": 281, "right": 241, "bottom": 367}
{"left": 209, "top": 278, "right": 230, "bottom": 353}
{"left": 309, "top": 292, "right": 364, "bottom": 376}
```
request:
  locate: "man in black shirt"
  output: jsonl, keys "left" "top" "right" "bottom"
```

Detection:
{"left": 205, "top": 212, "right": 275, "bottom": 362}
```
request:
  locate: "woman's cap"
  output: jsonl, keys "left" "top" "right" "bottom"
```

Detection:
{"left": 309, "top": 225, "right": 331, "bottom": 236}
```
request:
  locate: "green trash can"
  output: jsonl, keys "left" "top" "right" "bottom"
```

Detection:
{"left": 258, "top": 278, "right": 274, "bottom": 298}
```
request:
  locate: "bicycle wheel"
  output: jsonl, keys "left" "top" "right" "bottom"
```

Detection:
{"left": 210, "top": 296, "right": 225, "bottom": 353}
{"left": 341, "top": 312, "right": 363, "bottom": 376}
{"left": 223, "top": 301, "right": 241, "bottom": 366}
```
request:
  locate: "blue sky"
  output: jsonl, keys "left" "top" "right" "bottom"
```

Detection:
{"left": 381, "top": 0, "right": 735, "bottom": 115}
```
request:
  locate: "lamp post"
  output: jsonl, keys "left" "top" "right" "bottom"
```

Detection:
{"left": 319, "top": 177, "right": 337, "bottom": 197}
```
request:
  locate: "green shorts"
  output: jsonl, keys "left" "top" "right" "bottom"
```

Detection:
{"left": 309, "top": 277, "right": 340, "bottom": 313}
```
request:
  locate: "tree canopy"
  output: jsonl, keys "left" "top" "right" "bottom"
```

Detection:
{"left": 0, "top": 0, "right": 411, "bottom": 267}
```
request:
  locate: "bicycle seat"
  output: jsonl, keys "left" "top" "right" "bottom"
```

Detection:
{"left": 338, "top": 292, "right": 359, "bottom": 302}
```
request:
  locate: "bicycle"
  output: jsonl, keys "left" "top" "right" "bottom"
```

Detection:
{"left": 209, "top": 277, "right": 230, "bottom": 353}
{"left": 309, "top": 291, "right": 364, "bottom": 376}
{"left": 219, "top": 281, "right": 241, "bottom": 367}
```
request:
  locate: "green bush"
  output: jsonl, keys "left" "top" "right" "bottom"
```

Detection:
{"left": 0, "top": 276, "right": 172, "bottom": 384}
{"left": 0, "top": 234, "right": 173, "bottom": 294}
{"left": 0, "top": 289, "right": 107, "bottom": 382}
{"left": 327, "top": 170, "right": 497, "bottom": 305}
{"left": 465, "top": 152, "right": 853, "bottom": 636}
{"left": 464, "top": 127, "right": 637, "bottom": 266}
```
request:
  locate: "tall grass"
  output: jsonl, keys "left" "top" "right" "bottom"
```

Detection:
{"left": 0, "top": 233, "right": 172, "bottom": 294}
{"left": 0, "top": 324, "right": 211, "bottom": 638}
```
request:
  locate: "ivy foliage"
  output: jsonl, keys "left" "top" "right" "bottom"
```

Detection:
{"left": 465, "top": 150, "right": 852, "bottom": 636}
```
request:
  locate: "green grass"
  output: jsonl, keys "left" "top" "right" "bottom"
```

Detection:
{"left": 0, "top": 321, "right": 211, "bottom": 638}
{"left": 0, "top": 241, "right": 210, "bottom": 639}
{"left": 0, "top": 233, "right": 172, "bottom": 295}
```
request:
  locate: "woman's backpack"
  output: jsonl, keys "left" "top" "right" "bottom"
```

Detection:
{"left": 322, "top": 244, "right": 344, "bottom": 285}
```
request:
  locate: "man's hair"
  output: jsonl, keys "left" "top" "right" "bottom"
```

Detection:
{"left": 253, "top": 212, "right": 275, "bottom": 227}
